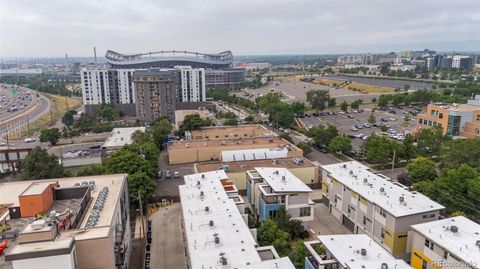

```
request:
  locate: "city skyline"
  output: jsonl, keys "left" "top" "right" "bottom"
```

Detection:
{"left": 0, "top": 0, "right": 479, "bottom": 57}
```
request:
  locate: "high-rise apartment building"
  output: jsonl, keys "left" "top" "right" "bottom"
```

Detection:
{"left": 452, "top": 55, "right": 474, "bottom": 69}
{"left": 175, "top": 66, "right": 206, "bottom": 102}
{"left": 133, "top": 69, "right": 178, "bottom": 122}
{"left": 80, "top": 68, "right": 135, "bottom": 105}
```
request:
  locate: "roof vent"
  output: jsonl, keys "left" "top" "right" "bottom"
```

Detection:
{"left": 476, "top": 240, "right": 480, "bottom": 248}
{"left": 380, "top": 187, "right": 385, "bottom": 193}
{"left": 200, "top": 191, "right": 204, "bottom": 198}
{"left": 349, "top": 170, "right": 353, "bottom": 174}
{"left": 205, "top": 206, "right": 209, "bottom": 212}
{"left": 360, "top": 248, "right": 367, "bottom": 256}
{"left": 363, "top": 178, "right": 368, "bottom": 183}
{"left": 219, "top": 252, "right": 227, "bottom": 265}
{"left": 209, "top": 220, "right": 214, "bottom": 227}
{"left": 214, "top": 235, "right": 220, "bottom": 244}
{"left": 450, "top": 225, "right": 458, "bottom": 233}
{"left": 281, "top": 176, "right": 286, "bottom": 182}
{"left": 381, "top": 263, "right": 388, "bottom": 269}
{"left": 399, "top": 196, "right": 405, "bottom": 203}
{"left": 342, "top": 164, "right": 347, "bottom": 168}
{"left": 201, "top": 174, "right": 205, "bottom": 178}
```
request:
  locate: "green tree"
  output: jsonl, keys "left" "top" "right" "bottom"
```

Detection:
{"left": 368, "top": 112, "right": 376, "bottom": 124}
{"left": 257, "top": 92, "right": 281, "bottom": 114}
{"left": 125, "top": 141, "right": 160, "bottom": 169}
{"left": 403, "top": 133, "right": 416, "bottom": 161}
{"left": 257, "top": 219, "right": 280, "bottom": 246}
{"left": 148, "top": 118, "right": 173, "bottom": 149}
{"left": 328, "top": 97, "right": 336, "bottom": 108}
{"left": 403, "top": 84, "right": 411, "bottom": 91}
{"left": 306, "top": 89, "right": 330, "bottom": 112}
{"left": 308, "top": 125, "right": 339, "bottom": 147}
{"left": 340, "top": 101, "right": 348, "bottom": 112}
{"left": 128, "top": 172, "right": 157, "bottom": 208}
{"left": 100, "top": 103, "right": 119, "bottom": 122}
{"left": 380, "top": 124, "right": 388, "bottom": 132}
{"left": 363, "top": 135, "right": 403, "bottom": 165}
{"left": 103, "top": 148, "right": 155, "bottom": 178}
{"left": 75, "top": 114, "right": 95, "bottom": 132}
{"left": 245, "top": 115, "right": 255, "bottom": 122}
{"left": 19, "top": 147, "right": 65, "bottom": 179}
{"left": 296, "top": 142, "right": 312, "bottom": 156}
{"left": 377, "top": 94, "right": 392, "bottom": 108}
{"left": 406, "top": 157, "right": 438, "bottom": 182}
{"left": 416, "top": 126, "right": 445, "bottom": 157}
{"left": 61, "top": 110, "right": 77, "bottom": 126}
{"left": 273, "top": 230, "right": 291, "bottom": 257}
{"left": 441, "top": 138, "right": 480, "bottom": 169}
{"left": 223, "top": 118, "right": 238, "bottom": 126}
{"left": 76, "top": 164, "right": 104, "bottom": 176}
{"left": 290, "top": 240, "right": 309, "bottom": 269}
{"left": 39, "top": 128, "right": 61, "bottom": 145}
{"left": 329, "top": 135, "right": 352, "bottom": 154}
{"left": 290, "top": 101, "right": 306, "bottom": 117}
{"left": 350, "top": 100, "right": 362, "bottom": 109}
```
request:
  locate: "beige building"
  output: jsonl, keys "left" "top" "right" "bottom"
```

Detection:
{"left": 175, "top": 108, "right": 215, "bottom": 130}
{"left": 410, "top": 216, "right": 480, "bottom": 269}
{"left": 1, "top": 174, "right": 130, "bottom": 269}
{"left": 321, "top": 161, "right": 444, "bottom": 259}
{"left": 195, "top": 157, "right": 319, "bottom": 190}
{"left": 187, "top": 124, "right": 276, "bottom": 140}
{"left": 168, "top": 137, "right": 303, "bottom": 164}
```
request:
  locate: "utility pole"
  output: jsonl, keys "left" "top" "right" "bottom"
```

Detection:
{"left": 26, "top": 114, "right": 30, "bottom": 137}
{"left": 391, "top": 149, "right": 396, "bottom": 177}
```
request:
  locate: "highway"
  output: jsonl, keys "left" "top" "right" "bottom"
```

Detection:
{"left": 0, "top": 84, "right": 51, "bottom": 142}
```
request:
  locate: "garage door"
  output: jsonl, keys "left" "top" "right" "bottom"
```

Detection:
{"left": 342, "top": 215, "right": 355, "bottom": 232}
{"left": 330, "top": 205, "right": 342, "bottom": 221}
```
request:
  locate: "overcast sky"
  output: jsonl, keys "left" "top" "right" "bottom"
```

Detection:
{"left": 0, "top": 0, "right": 479, "bottom": 57}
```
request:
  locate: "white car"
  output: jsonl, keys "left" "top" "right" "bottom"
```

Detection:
{"left": 350, "top": 127, "right": 358, "bottom": 131}
{"left": 0, "top": 142, "right": 6, "bottom": 146}
{"left": 24, "top": 137, "right": 36, "bottom": 143}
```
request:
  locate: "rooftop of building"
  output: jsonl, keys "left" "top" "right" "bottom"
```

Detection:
{"left": 411, "top": 216, "right": 480, "bottom": 265}
{"left": 316, "top": 234, "right": 411, "bottom": 269}
{"left": 426, "top": 103, "right": 480, "bottom": 111}
{"left": 102, "top": 127, "right": 146, "bottom": 149}
{"left": 322, "top": 161, "right": 444, "bottom": 217}
{"left": 195, "top": 157, "right": 315, "bottom": 174}
{"left": 168, "top": 136, "right": 297, "bottom": 151}
{"left": 189, "top": 124, "right": 275, "bottom": 139}
{"left": 179, "top": 170, "right": 294, "bottom": 269}
{"left": 254, "top": 167, "right": 312, "bottom": 193}
{"left": 175, "top": 109, "right": 214, "bottom": 123}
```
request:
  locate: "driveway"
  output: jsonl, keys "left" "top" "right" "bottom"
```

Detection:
{"left": 304, "top": 202, "right": 351, "bottom": 236}
{"left": 149, "top": 203, "right": 188, "bottom": 269}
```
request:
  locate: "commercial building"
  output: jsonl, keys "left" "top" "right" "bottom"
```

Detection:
{"left": 0, "top": 174, "right": 130, "bottom": 269}
{"left": 237, "top": 63, "right": 271, "bottom": 71}
{"left": 336, "top": 55, "right": 366, "bottom": 65}
{"left": 101, "top": 127, "right": 146, "bottom": 155}
{"left": 321, "top": 161, "right": 444, "bottom": 259}
{"left": 195, "top": 157, "right": 319, "bottom": 190}
{"left": 410, "top": 216, "right": 480, "bottom": 269}
{"left": 0, "top": 147, "right": 32, "bottom": 174}
{"left": 174, "top": 108, "right": 215, "bottom": 129}
{"left": 179, "top": 170, "right": 295, "bottom": 269}
{"left": 167, "top": 137, "right": 303, "bottom": 164}
{"left": 452, "top": 55, "right": 474, "bottom": 69}
{"left": 186, "top": 124, "right": 276, "bottom": 140}
{"left": 204, "top": 68, "right": 246, "bottom": 88}
{"left": 304, "top": 234, "right": 411, "bottom": 269}
{"left": 416, "top": 98, "right": 480, "bottom": 138}
{"left": 246, "top": 167, "right": 314, "bottom": 221}
{"left": 133, "top": 69, "right": 178, "bottom": 122}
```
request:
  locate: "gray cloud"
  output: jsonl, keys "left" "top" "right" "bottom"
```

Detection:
{"left": 0, "top": 0, "right": 479, "bottom": 57}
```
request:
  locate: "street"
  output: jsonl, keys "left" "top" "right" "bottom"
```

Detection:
{"left": 149, "top": 203, "right": 187, "bottom": 269}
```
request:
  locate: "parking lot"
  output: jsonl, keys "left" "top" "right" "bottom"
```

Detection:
{"left": 154, "top": 151, "right": 195, "bottom": 199}
{"left": 240, "top": 80, "right": 380, "bottom": 104}
{"left": 299, "top": 106, "right": 420, "bottom": 149}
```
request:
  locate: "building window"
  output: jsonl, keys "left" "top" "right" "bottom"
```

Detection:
{"left": 439, "top": 113, "right": 443, "bottom": 119}
{"left": 363, "top": 216, "right": 367, "bottom": 226}
{"left": 380, "top": 209, "right": 387, "bottom": 218}
{"left": 381, "top": 228, "right": 385, "bottom": 239}
{"left": 300, "top": 207, "right": 311, "bottom": 217}
{"left": 269, "top": 210, "right": 277, "bottom": 218}
{"left": 443, "top": 250, "right": 448, "bottom": 259}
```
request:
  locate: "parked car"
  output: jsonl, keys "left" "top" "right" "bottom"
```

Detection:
{"left": 165, "top": 170, "right": 171, "bottom": 179}
{"left": 347, "top": 115, "right": 354, "bottom": 119}
{"left": 350, "top": 126, "right": 358, "bottom": 131}
{"left": 157, "top": 171, "right": 163, "bottom": 178}
{"left": 363, "top": 123, "right": 371, "bottom": 128}
{"left": 174, "top": 171, "right": 180, "bottom": 178}
{"left": 24, "top": 137, "right": 35, "bottom": 143}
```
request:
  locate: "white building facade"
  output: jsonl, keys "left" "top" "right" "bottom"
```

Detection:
{"left": 175, "top": 66, "right": 206, "bottom": 102}
{"left": 81, "top": 68, "right": 136, "bottom": 105}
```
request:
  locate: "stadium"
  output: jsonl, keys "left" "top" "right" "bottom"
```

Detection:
{"left": 105, "top": 50, "right": 234, "bottom": 69}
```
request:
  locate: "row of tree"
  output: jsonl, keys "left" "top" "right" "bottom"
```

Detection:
{"left": 0, "top": 75, "right": 81, "bottom": 97}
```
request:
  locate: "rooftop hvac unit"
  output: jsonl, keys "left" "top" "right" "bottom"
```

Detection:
{"left": 81, "top": 181, "right": 88, "bottom": 186}
{"left": 450, "top": 225, "right": 459, "bottom": 233}
{"left": 281, "top": 176, "right": 286, "bottom": 182}
{"left": 399, "top": 196, "right": 405, "bottom": 203}
{"left": 31, "top": 220, "right": 46, "bottom": 230}
{"left": 476, "top": 240, "right": 480, "bottom": 248}
{"left": 214, "top": 234, "right": 220, "bottom": 244}
{"left": 360, "top": 248, "right": 367, "bottom": 256}
{"left": 381, "top": 263, "right": 388, "bottom": 269}
{"left": 201, "top": 174, "right": 205, "bottom": 178}
{"left": 219, "top": 252, "right": 227, "bottom": 265}
{"left": 209, "top": 220, "right": 214, "bottom": 227}
{"left": 349, "top": 170, "right": 353, "bottom": 174}
{"left": 342, "top": 164, "right": 347, "bottom": 168}
{"left": 74, "top": 183, "right": 81, "bottom": 187}
{"left": 205, "top": 206, "right": 209, "bottom": 212}
{"left": 200, "top": 191, "right": 204, "bottom": 197}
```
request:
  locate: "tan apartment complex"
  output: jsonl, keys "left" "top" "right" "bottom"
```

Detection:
{"left": 168, "top": 137, "right": 303, "bottom": 164}
{"left": 195, "top": 157, "right": 318, "bottom": 190}
{"left": 416, "top": 95, "right": 480, "bottom": 138}
{"left": 1, "top": 174, "right": 130, "bottom": 269}
{"left": 321, "top": 161, "right": 444, "bottom": 259}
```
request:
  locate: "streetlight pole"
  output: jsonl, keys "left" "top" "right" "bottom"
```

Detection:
{"left": 138, "top": 191, "right": 146, "bottom": 239}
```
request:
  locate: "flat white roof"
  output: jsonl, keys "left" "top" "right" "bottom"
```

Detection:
{"left": 21, "top": 181, "right": 56, "bottom": 196}
{"left": 102, "top": 127, "right": 146, "bottom": 148}
{"left": 318, "top": 234, "right": 411, "bottom": 269}
{"left": 179, "top": 170, "right": 294, "bottom": 269}
{"left": 322, "top": 161, "right": 444, "bottom": 217}
{"left": 255, "top": 167, "right": 312, "bottom": 193}
{"left": 411, "top": 216, "right": 480, "bottom": 267}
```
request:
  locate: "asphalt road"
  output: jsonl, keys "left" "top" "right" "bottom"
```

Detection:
{"left": 324, "top": 74, "right": 435, "bottom": 91}
{"left": 149, "top": 203, "right": 187, "bottom": 269}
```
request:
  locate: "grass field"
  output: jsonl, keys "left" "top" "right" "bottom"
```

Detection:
{"left": 313, "top": 78, "right": 341, "bottom": 87}
{"left": 27, "top": 93, "right": 82, "bottom": 135}
{"left": 345, "top": 82, "right": 395, "bottom": 94}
